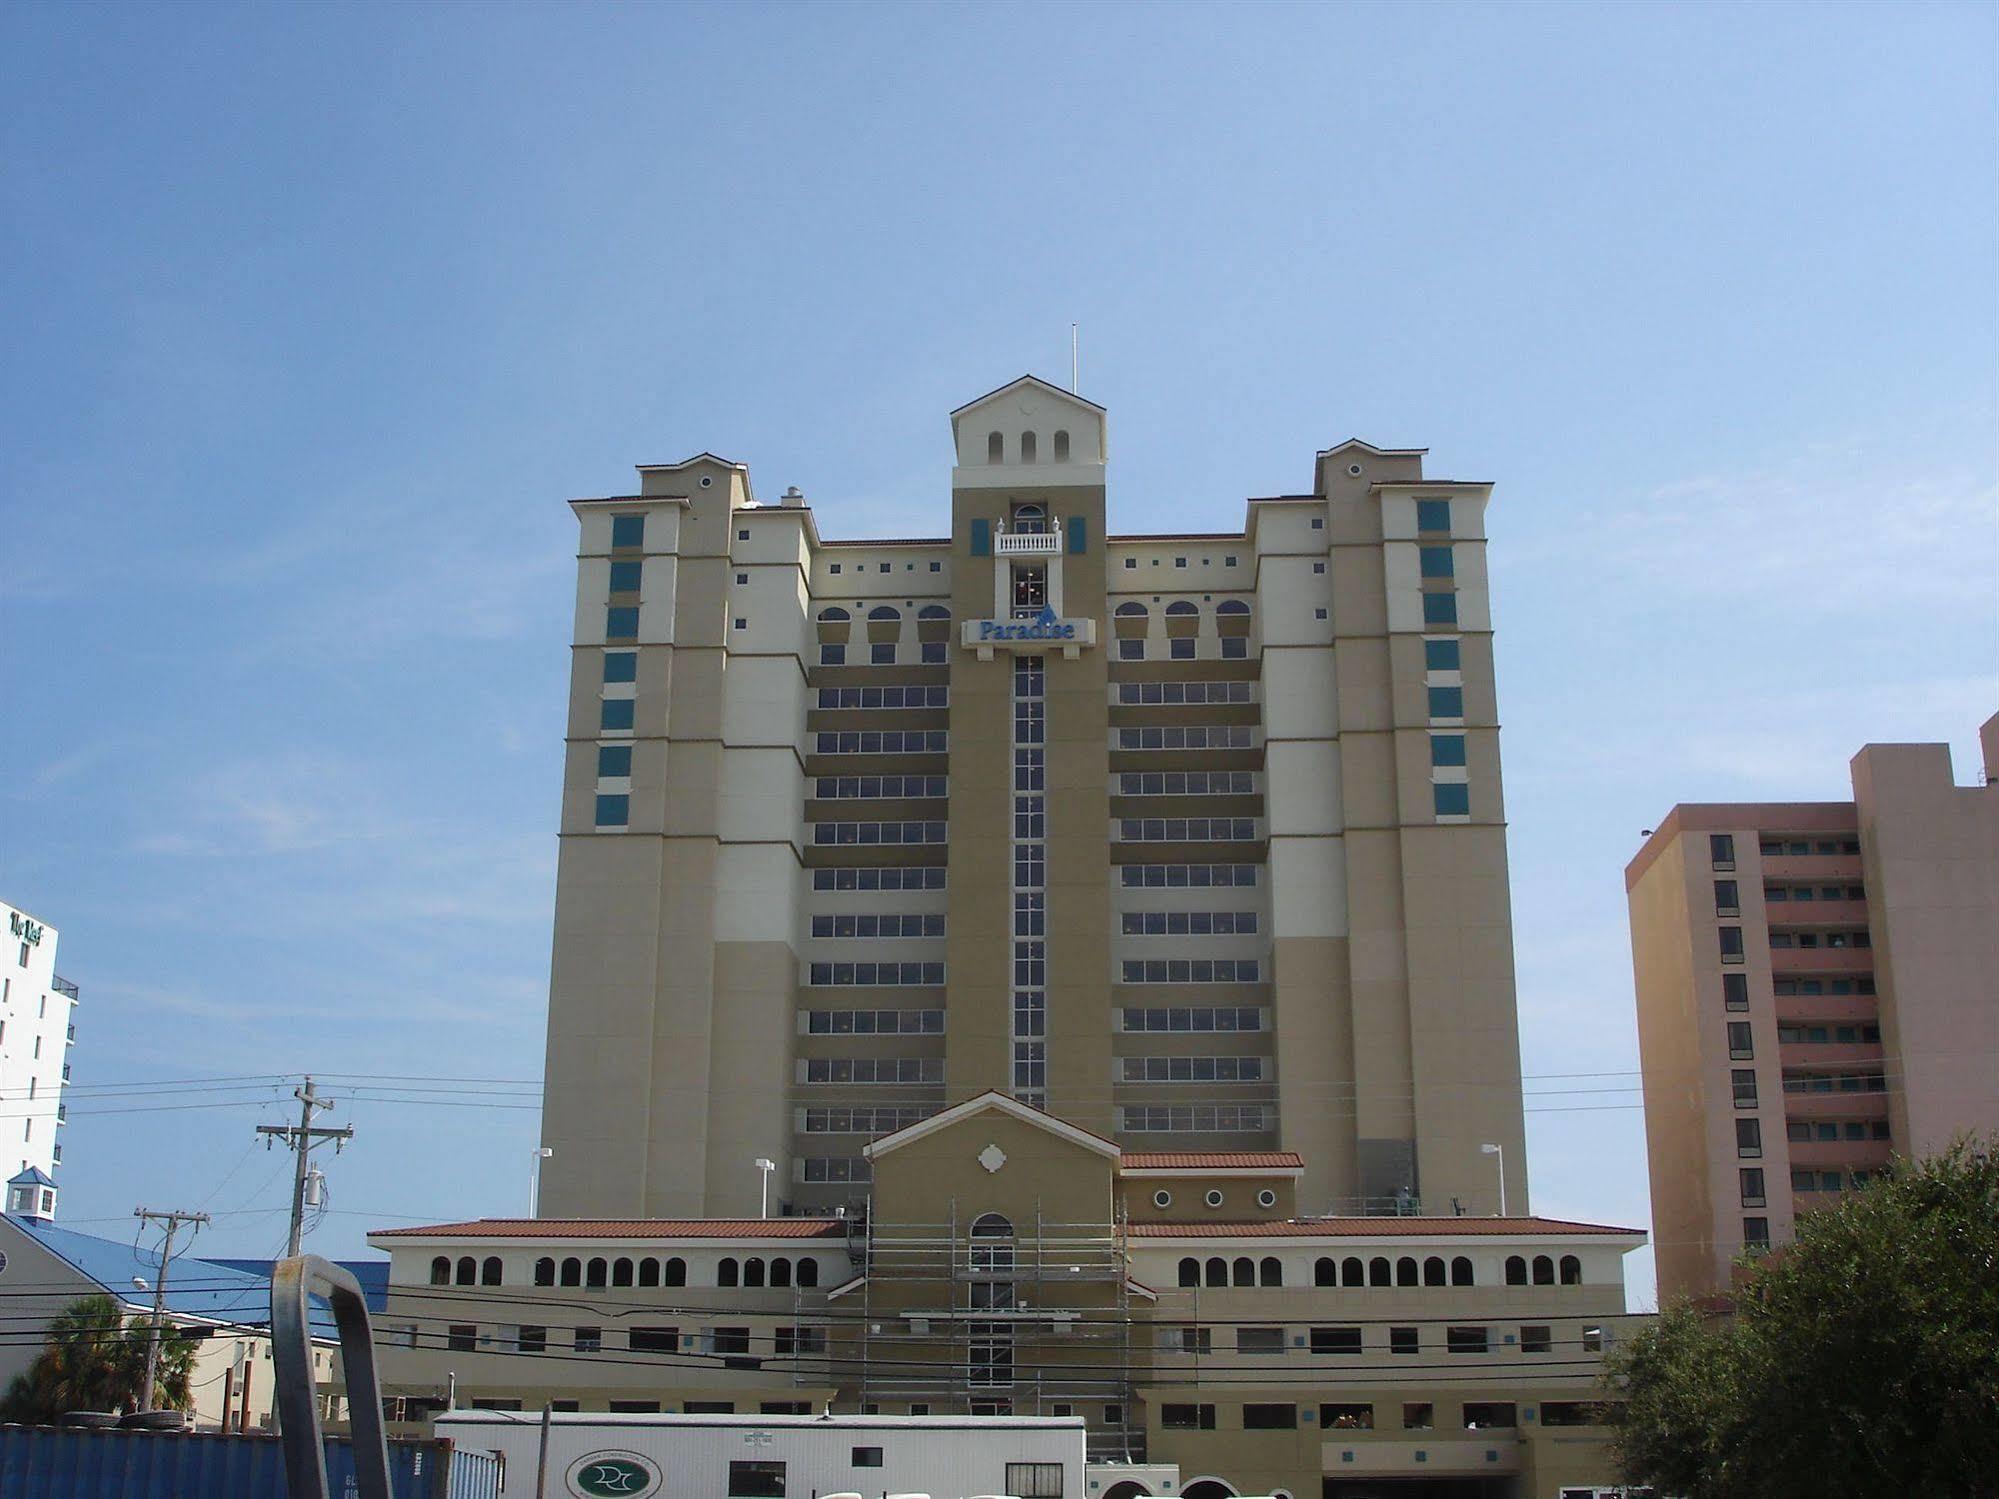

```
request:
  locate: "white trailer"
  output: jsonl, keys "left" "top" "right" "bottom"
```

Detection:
{"left": 435, "top": 1411, "right": 1087, "bottom": 1499}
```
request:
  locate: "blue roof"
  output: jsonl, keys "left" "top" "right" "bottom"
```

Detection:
{"left": 14, "top": 1221, "right": 342, "bottom": 1337}
{"left": 207, "top": 1257, "right": 389, "bottom": 1314}
{"left": 9, "top": 1167, "right": 54, "bottom": 1188}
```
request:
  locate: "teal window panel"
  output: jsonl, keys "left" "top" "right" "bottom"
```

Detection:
{"left": 603, "top": 651, "right": 638, "bottom": 684}
{"left": 1430, "top": 735, "right": 1467, "bottom": 767}
{"left": 1427, "top": 686, "right": 1464, "bottom": 718}
{"left": 1067, "top": 515, "right": 1087, "bottom": 555}
{"left": 611, "top": 515, "right": 645, "bottom": 549}
{"left": 609, "top": 560, "right": 643, "bottom": 593}
{"left": 594, "top": 794, "right": 630, "bottom": 827}
{"left": 1422, "top": 593, "right": 1459, "bottom": 625}
{"left": 1416, "top": 498, "right": 1451, "bottom": 533}
{"left": 1433, "top": 783, "right": 1470, "bottom": 816}
{"left": 1423, "top": 638, "right": 1460, "bottom": 671}
{"left": 597, "top": 745, "right": 632, "bottom": 777}
{"left": 606, "top": 606, "right": 639, "bottom": 640}
{"left": 600, "top": 699, "right": 635, "bottom": 731}
{"left": 1419, "top": 546, "right": 1455, "bottom": 579}
{"left": 969, "top": 518, "right": 991, "bottom": 556}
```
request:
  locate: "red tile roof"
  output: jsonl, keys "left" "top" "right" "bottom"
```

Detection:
{"left": 1120, "top": 1152, "right": 1304, "bottom": 1170}
{"left": 370, "top": 1219, "right": 847, "bottom": 1240}
{"left": 1129, "top": 1216, "right": 1641, "bottom": 1238}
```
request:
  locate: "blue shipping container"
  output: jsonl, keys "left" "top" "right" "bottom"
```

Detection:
{"left": 0, "top": 1426, "right": 501, "bottom": 1499}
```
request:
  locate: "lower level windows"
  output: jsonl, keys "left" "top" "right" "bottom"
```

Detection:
{"left": 807, "top": 962, "right": 944, "bottom": 986}
{"left": 1241, "top": 1403, "right": 1297, "bottom": 1431}
{"left": 1120, "top": 1055, "right": 1266, "bottom": 1083}
{"left": 1120, "top": 958, "right": 1260, "bottom": 984}
{"left": 1120, "top": 1103, "right": 1270, "bottom": 1132}
{"left": 801, "top": 1057, "right": 943, "bottom": 1085}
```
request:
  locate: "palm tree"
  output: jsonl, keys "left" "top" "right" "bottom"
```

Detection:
{"left": 0, "top": 1293, "right": 197, "bottom": 1422}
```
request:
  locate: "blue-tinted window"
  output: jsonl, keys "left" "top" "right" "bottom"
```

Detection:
{"left": 1433, "top": 783, "right": 1470, "bottom": 816}
{"left": 611, "top": 515, "right": 645, "bottom": 549}
{"left": 601, "top": 699, "right": 635, "bottom": 731}
{"left": 603, "top": 651, "right": 637, "bottom": 684}
{"left": 1422, "top": 593, "right": 1458, "bottom": 625}
{"left": 609, "top": 560, "right": 643, "bottom": 594}
{"left": 606, "top": 606, "right": 639, "bottom": 641}
{"left": 1430, "top": 735, "right": 1467, "bottom": 767}
{"left": 1424, "top": 639, "right": 1460, "bottom": 671}
{"left": 1428, "top": 686, "right": 1464, "bottom": 719}
{"left": 820, "top": 645, "right": 846, "bottom": 666}
{"left": 1419, "top": 547, "right": 1454, "bottom": 579}
{"left": 597, "top": 745, "right": 632, "bottom": 778}
{"left": 595, "top": 794, "right": 630, "bottom": 827}
{"left": 1416, "top": 499, "right": 1451, "bottom": 533}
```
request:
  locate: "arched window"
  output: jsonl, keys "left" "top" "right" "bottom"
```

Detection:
{"left": 1451, "top": 1256, "right": 1474, "bottom": 1287}
{"left": 1165, "top": 600, "right": 1199, "bottom": 616}
{"left": 534, "top": 1257, "right": 555, "bottom": 1288}
{"left": 988, "top": 431, "right": 1004, "bottom": 464}
{"left": 1053, "top": 430, "right": 1070, "bottom": 462}
{"left": 1216, "top": 600, "right": 1251, "bottom": 616}
{"left": 1423, "top": 1256, "right": 1446, "bottom": 1287}
{"left": 717, "top": 1257, "right": 739, "bottom": 1288}
{"left": 1532, "top": 1255, "right": 1555, "bottom": 1286}
{"left": 867, "top": 605, "right": 900, "bottom": 621}
{"left": 1560, "top": 1255, "right": 1583, "bottom": 1286}
{"left": 1114, "top": 601, "right": 1148, "bottom": 617}
{"left": 1180, "top": 1258, "right": 1201, "bottom": 1288}
{"left": 611, "top": 1257, "right": 634, "bottom": 1288}
{"left": 585, "top": 1257, "right": 607, "bottom": 1290}
{"left": 817, "top": 606, "right": 850, "bottom": 622}
{"left": 1396, "top": 1256, "right": 1418, "bottom": 1287}
{"left": 1012, "top": 503, "right": 1048, "bottom": 534}
{"left": 1259, "top": 1257, "right": 1283, "bottom": 1287}
{"left": 1205, "top": 1257, "right": 1228, "bottom": 1288}
{"left": 559, "top": 1257, "right": 582, "bottom": 1288}
{"left": 637, "top": 1258, "right": 660, "bottom": 1288}
{"left": 455, "top": 1256, "right": 476, "bottom": 1286}
{"left": 1368, "top": 1256, "right": 1391, "bottom": 1287}
{"left": 1313, "top": 1257, "right": 1336, "bottom": 1287}
{"left": 971, "top": 1215, "right": 1015, "bottom": 1276}
{"left": 770, "top": 1257, "right": 792, "bottom": 1288}
{"left": 1231, "top": 1257, "right": 1254, "bottom": 1288}
{"left": 1342, "top": 1256, "right": 1365, "bottom": 1287}
{"left": 1505, "top": 1256, "right": 1527, "bottom": 1285}
{"left": 481, "top": 1256, "right": 502, "bottom": 1287}
{"left": 918, "top": 604, "right": 950, "bottom": 620}
{"left": 1020, "top": 431, "right": 1037, "bottom": 464}
{"left": 744, "top": 1257, "right": 766, "bottom": 1288}
{"left": 796, "top": 1258, "right": 819, "bottom": 1288}
{"left": 429, "top": 1256, "right": 450, "bottom": 1286}
{"left": 664, "top": 1257, "right": 687, "bottom": 1287}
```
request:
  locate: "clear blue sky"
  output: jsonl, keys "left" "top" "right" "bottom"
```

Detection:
{"left": 3, "top": 1, "right": 1994, "bottom": 1310}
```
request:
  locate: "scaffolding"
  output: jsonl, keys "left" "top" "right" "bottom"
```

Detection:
{"left": 852, "top": 1197, "right": 1142, "bottom": 1461}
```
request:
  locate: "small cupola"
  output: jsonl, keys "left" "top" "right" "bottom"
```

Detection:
{"left": 6, "top": 1167, "right": 56, "bottom": 1225}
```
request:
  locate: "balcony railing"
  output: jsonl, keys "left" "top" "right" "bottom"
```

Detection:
{"left": 51, "top": 976, "right": 78, "bottom": 1001}
{"left": 994, "top": 531, "right": 1062, "bottom": 556}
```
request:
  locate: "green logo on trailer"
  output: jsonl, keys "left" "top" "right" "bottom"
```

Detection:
{"left": 567, "top": 1451, "right": 662, "bottom": 1497}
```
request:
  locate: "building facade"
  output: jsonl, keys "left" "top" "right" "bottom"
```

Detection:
{"left": 1625, "top": 714, "right": 1999, "bottom": 1302}
{"left": 2, "top": 900, "right": 76, "bottom": 1185}
{"left": 368, "top": 1093, "right": 1644, "bottom": 1499}
{"left": 539, "top": 377, "right": 1527, "bottom": 1223}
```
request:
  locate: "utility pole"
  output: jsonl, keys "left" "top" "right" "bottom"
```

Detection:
{"left": 133, "top": 1207, "right": 209, "bottom": 1412}
{"left": 257, "top": 1076, "right": 353, "bottom": 1257}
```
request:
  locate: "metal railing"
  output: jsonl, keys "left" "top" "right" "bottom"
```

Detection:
{"left": 272, "top": 1254, "right": 393, "bottom": 1499}
{"left": 51, "top": 975, "right": 78, "bottom": 1000}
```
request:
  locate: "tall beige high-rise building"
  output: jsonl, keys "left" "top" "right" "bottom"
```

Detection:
{"left": 1626, "top": 715, "right": 1999, "bottom": 1303}
{"left": 538, "top": 377, "right": 1527, "bottom": 1221}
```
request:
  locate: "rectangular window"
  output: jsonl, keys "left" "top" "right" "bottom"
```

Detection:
{"left": 1422, "top": 592, "right": 1458, "bottom": 625}
{"left": 728, "top": 1461, "right": 785, "bottom": 1498}
{"left": 1520, "top": 1324, "right": 1551, "bottom": 1353}
{"left": 1433, "top": 783, "right": 1470, "bottom": 817}
{"left": 608, "top": 560, "right": 643, "bottom": 593}
{"left": 447, "top": 1325, "right": 476, "bottom": 1351}
{"left": 1740, "top": 1168, "right": 1766, "bottom": 1207}
{"left": 1744, "top": 1216, "right": 1772, "bottom": 1249}
{"left": 1732, "top": 1068, "right": 1758, "bottom": 1107}
{"left": 1237, "top": 1327, "right": 1285, "bottom": 1355}
{"left": 1006, "top": 1463, "right": 1064, "bottom": 1499}
{"left": 1446, "top": 1326, "right": 1489, "bottom": 1354}
{"left": 1241, "top": 1403, "right": 1297, "bottom": 1430}
{"left": 1714, "top": 879, "right": 1739, "bottom": 915}
{"left": 594, "top": 795, "right": 629, "bottom": 828}
{"left": 1719, "top": 926, "right": 1744, "bottom": 963}
{"left": 597, "top": 745, "right": 632, "bottom": 778}
{"left": 1161, "top": 1403, "right": 1217, "bottom": 1430}
{"left": 852, "top": 1448, "right": 883, "bottom": 1468}
{"left": 1417, "top": 498, "right": 1451, "bottom": 532}
{"left": 1390, "top": 1326, "right": 1419, "bottom": 1355}
{"left": 1320, "top": 1403, "right": 1374, "bottom": 1430}
{"left": 611, "top": 515, "right": 645, "bottom": 548}
{"left": 1402, "top": 1402, "right": 1433, "bottom": 1430}
{"left": 1118, "top": 638, "right": 1144, "bottom": 660}
{"left": 600, "top": 698, "right": 635, "bottom": 732}
{"left": 1424, "top": 637, "right": 1461, "bottom": 670}
{"left": 1314, "top": 606, "right": 1328, "bottom": 619}
{"left": 1710, "top": 833, "right": 1735, "bottom": 868}
{"left": 820, "top": 644, "right": 846, "bottom": 665}
{"left": 1463, "top": 1402, "right": 1517, "bottom": 1429}
{"left": 1220, "top": 636, "right": 1247, "bottom": 659}
{"left": 602, "top": 651, "right": 637, "bottom": 683}
{"left": 1723, "top": 972, "right": 1749, "bottom": 1011}
{"left": 628, "top": 1326, "right": 678, "bottom": 1353}
{"left": 685, "top": 1402, "right": 734, "bottom": 1414}
{"left": 574, "top": 1327, "right": 601, "bottom": 1352}
{"left": 518, "top": 1325, "right": 546, "bottom": 1353}
{"left": 1170, "top": 637, "right": 1195, "bottom": 660}
{"left": 607, "top": 1400, "right": 661, "bottom": 1414}
{"left": 1728, "top": 1021, "right": 1754, "bottom": 1059}
{"left": 1430, "top": 734, "right": 1467, "bottom": 767}
{"left": 1310, "top": 1326, "right": 1362, "bottom": 1355}
{"left": 871, "top": 643, "right": 895, "bottom": 665}
{"left": 605, "top": 606, "right": 639, "bottom": 641}
{"left": 1419, "top": 545, "right": 1454, "bottom": 579}
{"left": 1427, "top": 685, "right": 1465, "bottom": 719}
{"left": 1736, "top": 1118, "right": 1762, "bottom": 1157}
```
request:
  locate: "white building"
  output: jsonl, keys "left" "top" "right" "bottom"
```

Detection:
{"left": 3, "top": 901, "right": 77, "bottom": 1185}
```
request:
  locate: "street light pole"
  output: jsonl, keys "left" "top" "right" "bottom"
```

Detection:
{"left": 529, "top": 1147, "right": 552, "bottom": 1217}
{"left": 1480, "top": 1143, "right": 1506, "bottom": 1218}
{"left": 754, "top": 1158, "right": 775, "bottom": 1219}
